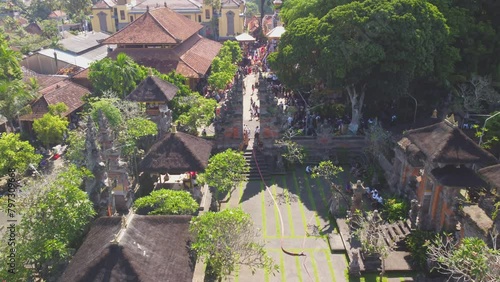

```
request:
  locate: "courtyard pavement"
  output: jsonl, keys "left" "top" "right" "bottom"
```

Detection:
{"left": 220, "top": 169, "right": 349, "bottom": 282}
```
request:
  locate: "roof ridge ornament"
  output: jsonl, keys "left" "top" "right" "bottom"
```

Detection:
{"left": 444, "top": 113, "right": 458, "bottom": 127}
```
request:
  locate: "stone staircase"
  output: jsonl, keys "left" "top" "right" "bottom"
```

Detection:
{"left": 378, "top": 219, "right": 412, "bottom": 249}
{"left": 243, "top": 149, "right": 271, "bottom": 181}
{"left": 362, "top": 219, "right": 412, "bottom": 271}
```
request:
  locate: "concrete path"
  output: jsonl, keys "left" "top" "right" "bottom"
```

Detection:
{"left": 221, "top": 169, "right": 348, "bottom": 282}
{"left": 242, "top": 72, "right": 261, "bottom": 148}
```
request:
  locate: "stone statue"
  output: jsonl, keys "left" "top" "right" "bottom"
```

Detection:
{"left": 409, "top": 199, "right": 420, "bottom": 229}
{"left": 351, "top": 180, "right": 364, "bottom": 216}
{"left": 348, "top": 250, "right": 361, "bottom": 277}
{"left": 159, "top": 108, "right": 172, "bottom": 135}
{"left": 431, "top": 109, "right": 438, "bottom": 119}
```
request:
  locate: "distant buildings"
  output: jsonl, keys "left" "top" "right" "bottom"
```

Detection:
{"left": 21, "top": 32, "right": 113, "bottom": 75}
{"left": 91, "top": 0, "right": 246, "bottom": 40}
{"left": 102, "top": 7, "right": 222, "bottom": 88}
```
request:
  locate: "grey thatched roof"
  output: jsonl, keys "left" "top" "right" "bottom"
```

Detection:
{"left": 59, "top": 215, "right": 194, "bottom": 282}
{"left": 478, "top": 164, "right": 500, "bottom": 189}
{"left": 403, "top": 121, "right": 498, "bottom": 165}
{"left": 139, "top": 132, "right": 214, "bottom": 174}
{"left": 126, "top": 76, "right": 178, "bottom": 103}
{"left": 431, "top": 165, "right": 487, "bottom": 188}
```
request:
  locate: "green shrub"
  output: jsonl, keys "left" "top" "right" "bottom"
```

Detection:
{"left": 383, "top": 198, "right": 409, "bottom": 222}
{"left": 405, "top": 230, "right": 436, "bottom": 269}
{"left": 134, "top": 189, "right": 198, "bottom": 215}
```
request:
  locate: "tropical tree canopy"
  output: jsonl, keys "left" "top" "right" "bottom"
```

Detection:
{"left": 190, "top": 208, "right": 277, "bottom": 280}
{"left": 134, "top": 189, "right": 198, "bottom": 215}
{"left": 197, "top": 149, "right": 249, "bottom": 202}
{"left": 0, "top": 133, "right": 42, "bottom": 176}
{"left": 0, "top": 165, "right": 95, "bottom": 280}
{"left": 33, "top": 112, "right": 69, "bottom": 147}
{"left": 88, "top": 53, "right": 148, "bottom": 98}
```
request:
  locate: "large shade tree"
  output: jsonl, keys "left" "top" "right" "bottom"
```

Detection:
{"left": 272, "top": 0, "right": 456, "bottom": 133}
{"left": 0, "top": 165, "right": 96, "bottom": 280}
{"left": 316, "top": 0, "right": 454, "bottom": 133}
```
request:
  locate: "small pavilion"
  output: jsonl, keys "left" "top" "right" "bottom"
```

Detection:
{"left": 394, "top": 117, "right": 498, "bottom": 232}
{"left": 125, "top": 75, "right": 179, "bottom": 116}
{"left": 139, "top": 131, "right": 214, "bottom": 195}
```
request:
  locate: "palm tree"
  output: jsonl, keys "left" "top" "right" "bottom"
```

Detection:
{"left": 111, "top": 53, "right": 141, "bottom": 98}
{"left": 0, "top": 38, "right": 23, "bottom": 80}
{"left": 0, "top": 80, "right": 36, "bottom": 131}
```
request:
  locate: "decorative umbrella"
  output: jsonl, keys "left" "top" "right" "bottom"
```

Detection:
{"left": 235, "top": 33, "right": 256, "bottom": 42}
{"left": 266, "top": 26, "right": 286, "bottom": 39}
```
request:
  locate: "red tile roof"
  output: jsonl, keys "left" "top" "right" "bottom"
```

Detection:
{"left": 48, "top": 10, "right": 66, "bottom": 18}
{"left": 102, "top": 7, "right": 202, "bottom": 45}
{"left": 22, "top": 68, "right": 67, "bottom": 89}
{"left": 175, "top": 34, "right": 222, "bottom": 77}
{"left": 108, "top": 34, "right": 221, "bottom": 78}
{"left": 19, "top": 80, "right": 90, "bottom": 121}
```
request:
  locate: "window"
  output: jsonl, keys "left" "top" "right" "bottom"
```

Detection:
{"left": 130, "top": 16, "right": 133, "bottom": 22}
{"left": 120, "top": 10, "right": 125, "bottom": 20}
{"left": 198, "top": 15, "right": 201, "bottom": 22}
{"left": 205, "top": 9, "right": 210, "bottom": 19}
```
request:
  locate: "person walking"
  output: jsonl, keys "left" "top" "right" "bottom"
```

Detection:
{"left": 254, "top": 126, "right": 260, "bottom": 142}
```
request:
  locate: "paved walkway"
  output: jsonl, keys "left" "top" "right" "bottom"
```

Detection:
{"left": 242, "top": 72, "right": 261, "bottom": 148}
{"left": 221, "top": 169, "right": 348, "bottom": 282}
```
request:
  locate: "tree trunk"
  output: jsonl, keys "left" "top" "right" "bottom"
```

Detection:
{"left": 346, "top": 84, "right": 365, "bottom": 134}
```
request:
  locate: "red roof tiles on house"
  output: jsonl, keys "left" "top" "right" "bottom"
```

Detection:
{"left": 176, "top": 34, "right": 222, "bottom": 77}
{"left": 108, "top": 35, "right": 221, "bottom": 78}
{"left": 102, "top": 7, "right": 202, "bottom": 45}
{"left": 19, "top": 80, "right": 90, "bottom": 121}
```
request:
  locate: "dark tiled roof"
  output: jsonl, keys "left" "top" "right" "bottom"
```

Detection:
{"left": 478, "top": 164, "right": 500, "bottom": 189}
{"left": 431, "top": 165, "right": 488, "bottom": 188}
{"left": 59, "top": 215, "right": 195, "bottom": 282}
{"left": 102, "top": 7, "right": 202, "bottom": 45}
{"left": 19, "top": 80, "right": 89, "bottom": 121}
{"left": 140, "top": 132, "right": 214, "bottom": 174}
{"left": 126, "top": 76, "right": 179, "bottom": 102}
{"left": 403, "top": 121, "right": 498, "bottom": 165}
{"left": 24, "top": 22, "right": 43, "bottom": 35}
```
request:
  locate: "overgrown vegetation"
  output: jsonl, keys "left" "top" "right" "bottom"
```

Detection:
{"left": 404, "top": 230, "right": 436, "bottom": 269}
{"left": 382, "top": 198, "right": 409, "bottom": 223}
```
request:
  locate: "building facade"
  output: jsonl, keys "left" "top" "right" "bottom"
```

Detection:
{"left": 91, "top": 0, "right": 245, "bottom": 40}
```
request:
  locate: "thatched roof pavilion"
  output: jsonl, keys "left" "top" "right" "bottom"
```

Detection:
{"left": 139, "top": 132, "right": 214, "bottom": 174}
{"left": 59, "top": 215, "right": 194, "bottom": 282}
{"left": 126, "top": 76, "right": 179, "bottom": 103}
{"left": 403, "top": 120, "right": 498, "bottom": 165}
{"left": 431, "top": 165, "right": 488, "bottom": 188}
{"left": 478, "top": 164, "right": 500, "bottom": 194}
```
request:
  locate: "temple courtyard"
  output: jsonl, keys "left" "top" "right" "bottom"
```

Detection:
{"left": 198, "top": 168, "right": 418, "bottom": 282}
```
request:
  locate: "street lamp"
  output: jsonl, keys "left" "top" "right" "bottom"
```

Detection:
{"left": 478, "top": 111, "right": 500, "bottom": 147}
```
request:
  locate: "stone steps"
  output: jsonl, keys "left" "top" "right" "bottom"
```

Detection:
{"left": 378, "top": 219, "right": 412, "bottom": 248}
{"left": 243, "top": 150, "right": 271, "bottom": 181}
